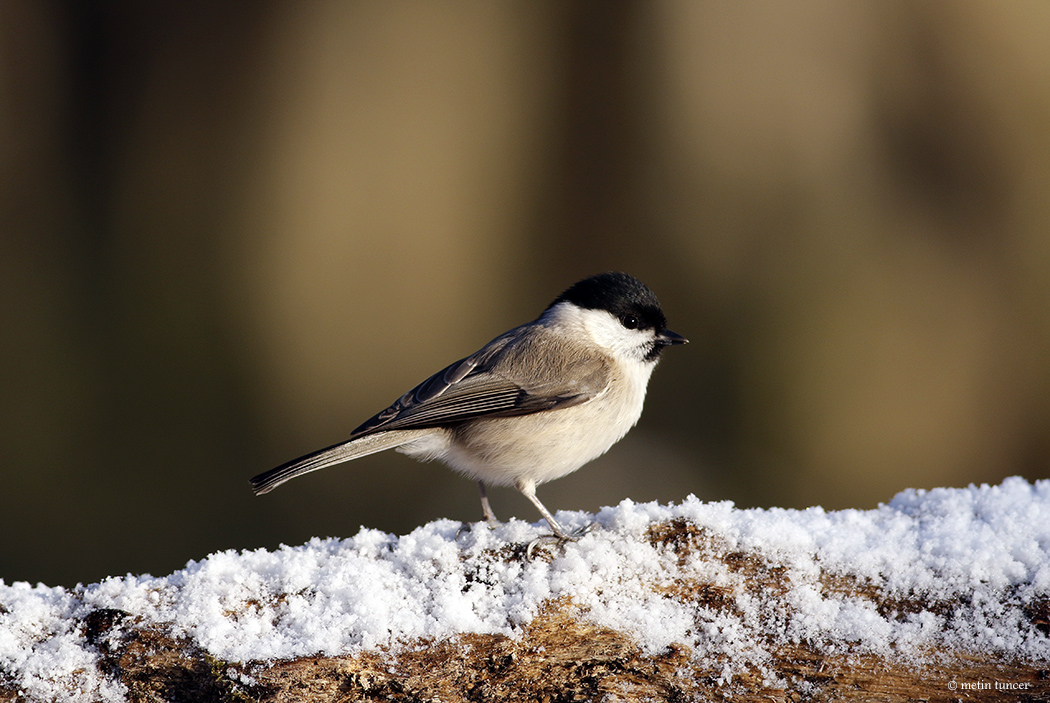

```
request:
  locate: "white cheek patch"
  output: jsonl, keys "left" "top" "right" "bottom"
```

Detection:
{"left": 540, "top": 302, "right": 658, "bottom": 363}
{"left": 575, "top": 308, "right": 656, "bottom": 361}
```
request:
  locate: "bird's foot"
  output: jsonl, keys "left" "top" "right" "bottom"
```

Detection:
{"left": 455, "top": 517, "right": 500, "bottom": 541}
{"left": 525, "top": 521, "right": 597, "bottom": 559}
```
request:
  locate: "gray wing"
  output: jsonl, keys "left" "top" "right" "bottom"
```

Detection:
{"left": 350, "top": 326, "right": 611, "bottom": 436}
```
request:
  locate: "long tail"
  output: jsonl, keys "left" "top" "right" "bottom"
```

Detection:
{"left": 250, "top": 429, "right": 428, "bottom": 495}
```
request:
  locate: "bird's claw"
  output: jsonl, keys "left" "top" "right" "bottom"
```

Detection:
{"left": 455, "top": 519, "right": 498, "bottom": 541}
{"left": 525, "top": 521, "right": 597, "bottom": 559}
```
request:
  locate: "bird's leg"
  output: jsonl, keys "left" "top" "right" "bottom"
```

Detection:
{"left": 477, "top": 481, "right": 499, "bottom": 525}
{"left": 516, "top": 479, "right": 595, "bottom": 560}
{"left": 457, "top": 481, "right": 500, "bottom": 540}
{"left": 517, "top": 479, "right": 571, "bottom": 539}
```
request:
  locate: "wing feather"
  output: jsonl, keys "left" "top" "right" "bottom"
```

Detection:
{"left": 350, "top": 325, "right": 610, "bottom": 436}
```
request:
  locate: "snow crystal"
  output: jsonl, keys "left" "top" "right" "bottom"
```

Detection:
{"left": 2, "top": 476, "right": 1049, "bottom": 702}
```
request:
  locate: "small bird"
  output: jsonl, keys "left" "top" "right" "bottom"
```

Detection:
{"left": 250, "top": 272, "right": 686, "bottom": 539}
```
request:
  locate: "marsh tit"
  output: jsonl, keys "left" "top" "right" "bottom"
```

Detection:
{"left": 250, "top": 272, "right": 687, "bottom": 539}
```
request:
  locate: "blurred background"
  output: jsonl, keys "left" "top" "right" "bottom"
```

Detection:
{"left": 2, "top": 1, "right": 1049, "bottom": 587}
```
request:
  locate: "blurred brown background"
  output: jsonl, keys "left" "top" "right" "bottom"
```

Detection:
{"left": 2, "top": 1, "right": 1048, "bottom": 587}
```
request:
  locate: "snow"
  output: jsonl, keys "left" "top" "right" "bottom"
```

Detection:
{"left": 2, "top": 476, "right": 1049, "bottom": 701}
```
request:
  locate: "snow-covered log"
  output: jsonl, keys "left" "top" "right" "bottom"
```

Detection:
{"left": 2, "top": 477, "right": 1049, "bottom": 702}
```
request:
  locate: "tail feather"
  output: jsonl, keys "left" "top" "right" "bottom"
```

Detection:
{"left": 250, "top": 430, "right": 427, "bottom": 495}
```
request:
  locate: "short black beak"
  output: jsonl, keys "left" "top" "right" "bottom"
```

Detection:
{"left": 657, "top": 329, "right": 688, "bottom": 346}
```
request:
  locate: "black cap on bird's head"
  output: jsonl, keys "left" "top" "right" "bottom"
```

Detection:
{"left": 548, "top": 272, "right": 688, "bottom": 351}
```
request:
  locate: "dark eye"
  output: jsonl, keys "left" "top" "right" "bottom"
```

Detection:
{"left": 621, "top": 314, "right": 639, "bottom": 329}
